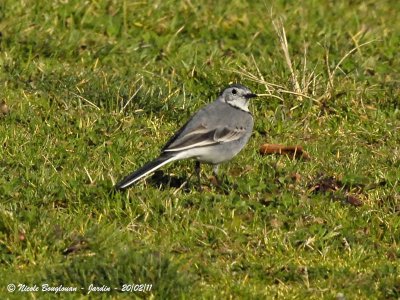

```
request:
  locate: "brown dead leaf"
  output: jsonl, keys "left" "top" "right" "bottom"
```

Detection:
{"left": 309, "top": 175, "right": 343, "bottom": 193}
{"left": 345, "top": 194, "right": 363, "bottom": 207}
{"left": 0, "top": 100, "right": 10, "bottom": 115}
{"left": 309, "top": 175, "right": 364, "bottom": 207}
{"left": 209, "top": 176, "right": 220, "bottom": 187}
{"left": 290, "top": 172, "right": 302, "bottom": 183}
{"left": 259, "top": 144, "right": 310, "bottom": 160}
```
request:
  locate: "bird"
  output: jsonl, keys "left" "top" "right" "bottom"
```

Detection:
{"left": 115, "top": 84, "right": 257, "bottom": 190}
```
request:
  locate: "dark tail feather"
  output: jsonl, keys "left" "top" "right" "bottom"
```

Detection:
{"left": 115, "top": 154, "right": 175, "bottom": 190}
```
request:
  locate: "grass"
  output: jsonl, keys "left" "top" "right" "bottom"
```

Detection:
{"left": 0, "top": 0, "right": 399, "bottom": 298}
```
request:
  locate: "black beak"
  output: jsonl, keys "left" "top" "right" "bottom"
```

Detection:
{"left": 244, "top": 93, "right": 258, "bottom": 99}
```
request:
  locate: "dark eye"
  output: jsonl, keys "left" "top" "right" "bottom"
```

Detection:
{"left": 232, "top": 89, "right": 237, "bottom": 94}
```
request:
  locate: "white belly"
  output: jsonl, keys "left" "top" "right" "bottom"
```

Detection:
{"left": 173, "top": 143, "right": 244, "bottom": 165}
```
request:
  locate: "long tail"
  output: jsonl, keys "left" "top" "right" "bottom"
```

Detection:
{"left": 115, "top": 154, "right": 176, "bottom": 190}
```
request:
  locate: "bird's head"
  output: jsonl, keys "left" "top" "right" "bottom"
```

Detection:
{"left": 221, "top": 84, "right": 257, "bottom": 112}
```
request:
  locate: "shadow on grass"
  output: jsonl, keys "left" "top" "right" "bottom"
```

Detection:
{"left": 148, "top": 170, "right": 189, "bottom": 191}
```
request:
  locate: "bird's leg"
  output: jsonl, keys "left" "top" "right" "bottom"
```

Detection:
{"left": 211, "top": 164, "right": 221, "bottom": 186}
{"left": 195, "top": 161, "right": 202, "bottom": 191}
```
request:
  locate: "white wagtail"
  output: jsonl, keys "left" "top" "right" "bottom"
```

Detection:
{"left": 115, "top": 84, "right": 257, "bottom": 190}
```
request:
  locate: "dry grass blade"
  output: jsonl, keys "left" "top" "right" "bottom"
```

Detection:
{"left": 324, "top": 40, "right": 376, "bottom": 99}
{"left": 70, "top": 91, "right": 100, "bottom": 110}
{"left": 229, "top": 66, "right": 319, "bottom": 103}
{"left": 228, "top": 65, "right": 286, "bottom": 89}
{"left": 272, "top": 19, "right": 302, "bottom": 101}
{"left": 251, "top": 54, "right": 272, "bottom": 95}
{"left": 120, "top": 78, "right": 144, "bottom": 113}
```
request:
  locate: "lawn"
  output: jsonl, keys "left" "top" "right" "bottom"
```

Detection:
{"left": 0, "top": 0, "right": 399, "bottom": 298}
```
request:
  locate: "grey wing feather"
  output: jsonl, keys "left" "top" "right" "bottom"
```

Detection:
{"left": 163, "top": 125, "right": 247, "bottom": 152}
{"left": 161, "top": 115, "right": 196, "bottom": 151}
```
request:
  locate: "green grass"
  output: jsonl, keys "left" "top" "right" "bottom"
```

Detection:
{"left": 1, "top": 0, "right": 399, "bottom": 298}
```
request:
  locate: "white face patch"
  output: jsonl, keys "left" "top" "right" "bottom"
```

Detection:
{"left": 221, "top": 85, "right": 256, "bottom": 112}
{"left": 227, "top": 98, "right": 250, "bottom": 112}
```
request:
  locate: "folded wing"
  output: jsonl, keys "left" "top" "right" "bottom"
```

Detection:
{"left": 163, "top": 124, "right": 246, "bottom": 152}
